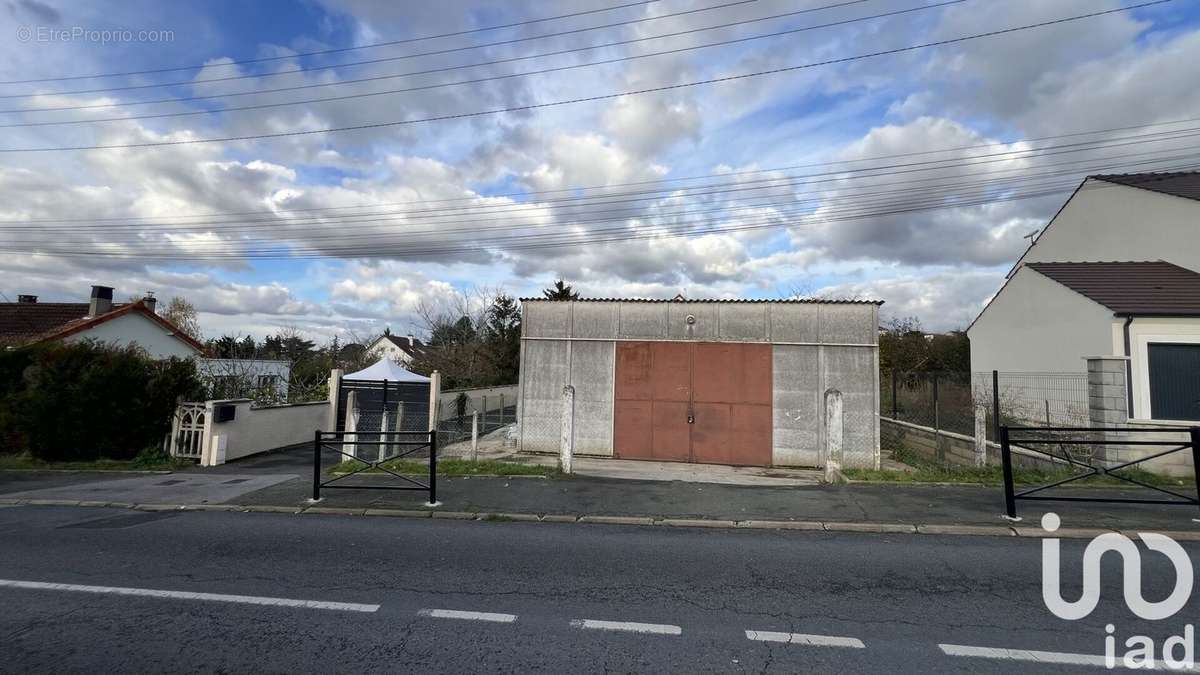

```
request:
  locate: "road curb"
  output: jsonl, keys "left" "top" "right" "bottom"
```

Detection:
{"left": 6, "top": 499, "right": 1198, "bottom": 540}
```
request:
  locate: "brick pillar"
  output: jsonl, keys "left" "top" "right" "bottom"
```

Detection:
{"left": 1086, "top": 356, "right": 1129, "bottom": 464}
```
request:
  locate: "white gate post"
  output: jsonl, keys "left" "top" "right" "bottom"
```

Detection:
{"left": 560, "top": 385, "right": 575, "bottom": 474}
{"left": 471, "top": 411, "right": 479, "bottom": 462}
{"left": 974, "top": 402, "right": 988, "bottom": 467}
{"left": 326, "top": 368, "right": 343, "bottom": 432}
{"left": 824, "top": 389, "right": 843, "bottom": 483}
{"left": 428, "top": 371, "right": 441, "bottom": 432}
{"left": 344, "top": 390, "right": 359, "bottom": 464}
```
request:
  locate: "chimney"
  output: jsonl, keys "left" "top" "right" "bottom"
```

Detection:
{"left": 88, "top": 285, "right": 113, "bottom": 317}
{"left": 17, "top": 295, "right": 36, "bottom": 304}
{"left": 407, "top": 334, "right": 415, "bottom": 347}
{"left": 141, "top": 292, "right": 157, "bottom": 314}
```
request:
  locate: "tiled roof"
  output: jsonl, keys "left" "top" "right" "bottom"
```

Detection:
{"left": 0, "top": 302, "right": 91, "bottom": 342}
{"left": 1091, "top": 172, "right": 1200, "bottom": 202}
{"left": 1025, "top": 261, "right": 1200, "bottom": 316}
{"left": 0, "top": 300, "right": 205, "bottom": 352}
{"left": 520, "top": 298, "right": 883, "bottom": 305}
{"left": 380, "top": 334, "right": 425, "bottom": 355}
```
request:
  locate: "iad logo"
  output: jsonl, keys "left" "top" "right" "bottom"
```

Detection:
{"left": 1041, "top": 512, "right": 1195, "bottom": 669}
{"left": 1041, "top": 512, "right": 1193, "bottom": 621}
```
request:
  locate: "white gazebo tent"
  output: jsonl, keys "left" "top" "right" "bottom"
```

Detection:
{"left": 337, "top": 360, "right": 440, "bottom": 461}
{"left": 344, "top": 359, "right": 431, "bottom": 383}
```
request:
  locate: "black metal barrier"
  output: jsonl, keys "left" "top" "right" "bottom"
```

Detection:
{"left": 312, "top": 429, "right": 437, "bottom": 504}
{"left": 1000, "top": 425, "right": 1200, "bottom": 519}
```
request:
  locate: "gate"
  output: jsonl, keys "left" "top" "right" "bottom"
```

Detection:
{"left": 312, "top": 429, "right": 438, "bottom": 505}
{"left": 167, "top": 402, "right": 206, "bottom": 459}
{"left": 1000, "top": 425, "right": 1200, "bottom": 519}
{"left": 613, "top": 341, "right": 772, "bottom": 466}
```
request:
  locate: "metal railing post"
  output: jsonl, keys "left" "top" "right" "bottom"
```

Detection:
{"left": 1000, "top": 426, "right": 1017, "bottom": 519}
{"left": 1191, "top": 427, "right": 1200, "bottom": 512}
{"left": 312, "top": 430, "right": 322, "bottom": 501}
{"left": 991, "top": 370, "right": 1001, "bottom": 442}
{"left": 427, "top": 429, "right": 439, "bottom": 506}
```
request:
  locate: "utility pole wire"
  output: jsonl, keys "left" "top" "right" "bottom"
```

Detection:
{"left": 0, "top": 0, "right": 1172, "bottom": 154}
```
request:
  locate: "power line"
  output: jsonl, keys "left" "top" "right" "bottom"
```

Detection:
{"left": 5, "top": 151, "right": 1195, "bottom": 255}
{"left": 0, "top": 0, "right": 764, "bottom": 98}
{"left": 9, "top": 115, "right": 1200, "bottom": 225}
{"left": 6, "top": 121, "right": 1198, "bottom": 231}
{"left": 0, "top": 0, "right": 1171, "bottom": 154}
{"left": 0, "top": 0, "right": 927, "bottom": 124}
{"left": 0, "top": 0, "right": 667, "bottom": 84}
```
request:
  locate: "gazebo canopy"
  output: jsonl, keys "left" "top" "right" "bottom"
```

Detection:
{"left": 343, "top": 358, "right": 430, "bottom": 383}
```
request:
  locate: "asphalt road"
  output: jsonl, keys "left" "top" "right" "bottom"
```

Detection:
{"left": 0, "top": 505, "right": 1196, "bottom": 674}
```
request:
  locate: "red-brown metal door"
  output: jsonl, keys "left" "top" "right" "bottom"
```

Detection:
{"left": 691, "top": 343, "right": 773, "bottom": 466}
{"left": 614, "top": 342, "right": 691, "bottom": 461}
{"left": 614, "top": 341, "right": 773, "bottom": 466}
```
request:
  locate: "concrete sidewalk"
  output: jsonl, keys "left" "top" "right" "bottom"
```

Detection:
{"left": 5, "top": 458, "right": 1199, "bottom": 537}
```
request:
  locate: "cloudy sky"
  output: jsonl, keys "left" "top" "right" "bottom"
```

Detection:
{"left": 0, "top": 0, "right": 1196, "bottom": 340}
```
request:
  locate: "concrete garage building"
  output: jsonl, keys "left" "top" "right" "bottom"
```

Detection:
{"left": 517, "top": 298, "right": 882, "bottom": 469}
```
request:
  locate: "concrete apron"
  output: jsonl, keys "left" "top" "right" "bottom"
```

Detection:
{"left": 7, "top": 498, "right": 1199, "bottom": 541}
{"left": 513, "top": 454, "right": 824, "bottom": 487}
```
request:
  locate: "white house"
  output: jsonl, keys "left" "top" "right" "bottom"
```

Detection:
{"left": 969, "top": 172, "right": 1200, "bottom": 424}
{"left": 366, "top": 332, "right": 424, "bottom": 366}
{"left": 0, "top": 285, "right": 204, "bottom": 359}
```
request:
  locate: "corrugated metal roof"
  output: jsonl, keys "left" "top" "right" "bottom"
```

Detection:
{"left": 520, "top": 297, "right": 883, "bottom": 305}
{"left": 1091, "top": 171, "right": 1200, "bottom": 202}
{"left": 1025, "top": 261, "right": 1200, "bottom": 316}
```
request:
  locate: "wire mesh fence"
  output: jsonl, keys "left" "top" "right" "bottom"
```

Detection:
{"left": 437, "top": 404, "right": 517, "bottom": 446}
{"left": 881, "top": 370, "right": 1091, "bottom": 441}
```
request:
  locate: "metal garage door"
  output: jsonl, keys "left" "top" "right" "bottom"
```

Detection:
{"left": 614, "top": 342, "right": 772, "bottom": 466}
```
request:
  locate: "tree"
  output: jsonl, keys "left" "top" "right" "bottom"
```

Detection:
{"left": 542, "top": 280, "right": 580, "bottom": 300}
{"left": 481, "top": 294, "right": 521, "bottom": 384}
{"left": 878, "top": 317, "right": 930, "bottom": 372}
{"left": 162, "top": 297, "right": 202, "bottom": 341}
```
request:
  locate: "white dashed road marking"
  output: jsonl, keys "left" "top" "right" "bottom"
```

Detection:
{"left": 418, "top": 609, "right": 518, "bottom": 623}
{"left": 0, "top": 578, "right": 380, "bottom": 613}
{"left": 745, "top": 630, "right": 865, "bottom": 648}
{"left": 938, "top": 644, "right": 1200, "bottom": 670}
{"left": 570, "top": 619, "right": 682, "bottom": 635}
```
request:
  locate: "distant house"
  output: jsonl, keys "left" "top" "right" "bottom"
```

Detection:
{"left": 196, "top": 358, "right": 292, "bottom": 400}
{"left": 0, "top": 285, "right": 204, "bottom": 359}
{"left": 969, "top": 172, "right": 1200, "bottom": 423}
{"left": 366, "top": 332, "right": 424, "bottom": 366}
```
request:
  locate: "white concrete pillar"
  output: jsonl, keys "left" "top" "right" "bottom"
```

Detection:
{"left": 560, "top": 385, "right": 575, "bottom": 474}
{"left": 344, "top": 390, "right": 359, "bottom": 464}
{"left": 471, "top": 411, "right": 479, "bottom": 462}
{"left": 824, "top": 389, "right": 843, "bottom": 483}
{"left": 428, "top": 371, "right": 441, "bottom": 433}
{"left": 326, "top": 368, "right": 343, "bottom": 432}
{"left": 974, "top": 403, "right": 988, "bottom": 467}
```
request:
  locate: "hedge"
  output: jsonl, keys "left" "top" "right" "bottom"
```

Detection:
{"left": 0, "top": 342, "right": 202, "bottom": 462}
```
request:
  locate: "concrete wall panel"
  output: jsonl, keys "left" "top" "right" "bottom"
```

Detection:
{"left": 523, "top": 302, "right": 571, "bottom": 338}
{"left": 618, "top": 303, "right": 669, "bottom": 339}
{"left": 769, "top": 303, "right": 820, "bottom": 343}
{"left": 717, "top": 304, "right": 769, "bottom": 341}
{"left": 668, "top": 302, "right": 717, "bottom": 340}
{"left": 819, "top": 304, "right": 876, "bottom": 344}
{"left": 569, "top": 340, "right": 615, "bottom": 456}
{"left": 772, "top": 345, "right": 821, "bottom": 466}
{"left": 519, "top": 340, "right": 570, "bottom": 453}
{"left": 571, "top": 302, "right": 619, "bottom": 339}
{"left": 823, "top": 345, "right": 878, "bottom": 468}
